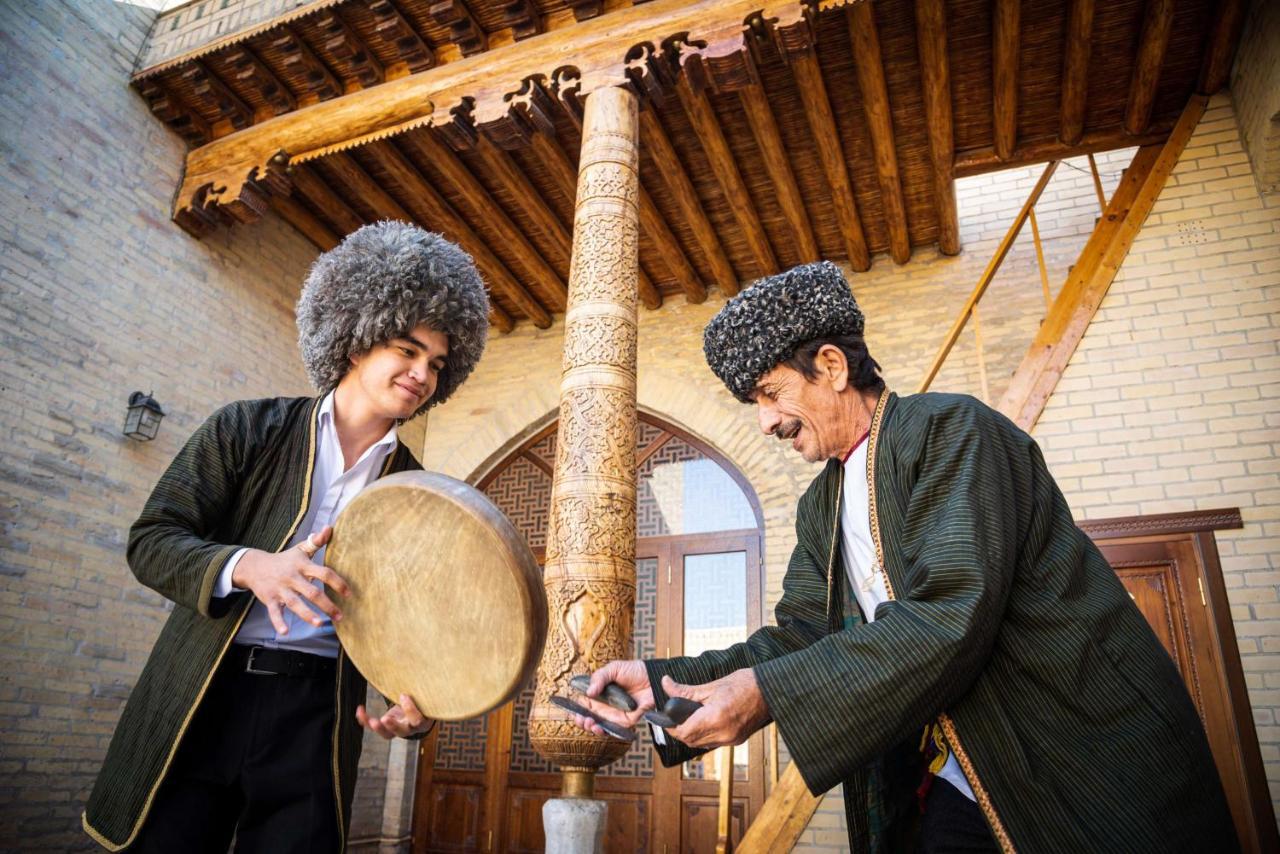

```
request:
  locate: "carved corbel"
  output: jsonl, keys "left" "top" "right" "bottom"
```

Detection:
{"left": 181, "top": 61, "right": 253, "bottom": 131}
{"left": 271, "top": 29, "right": 342, "bottom": 101}
{"left": 173, "top": 153, "right": 292, "bottom": 237}
{"left": 471, "top": 75, "right": 560, "bottom": 150}
{"left": 314, "top": 11, "right": 384, "bottom": 88}
{"left": 762, "top": 2, "right": 819, "bottom": 63}
{"left": 223, "top": 46, "right": 295, "bottom": 117}
{"left": 137, "top": 79, "right": 210, "bottom": 147}
{"left": 428, "top": 1, "right": 487, "bottom": 57}
{"left": 502, "top": 0, "right": 543, "bottom": 41}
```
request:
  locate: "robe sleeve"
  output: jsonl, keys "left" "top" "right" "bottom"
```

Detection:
{"left": 645, "top": 498, "right": 835, "bottom": 767}
{"left": 126, "top": 403, "right": 250, "bottom": 619}
{"left": 753, "top": 400, "right": 1022, "bottom": 795}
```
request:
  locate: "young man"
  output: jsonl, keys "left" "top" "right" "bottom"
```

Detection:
{"left": 574, "top": 262, "right": 1236, "bottom": 852}
{"left": 83, "top": 222, "right": 490, "bottom": 853}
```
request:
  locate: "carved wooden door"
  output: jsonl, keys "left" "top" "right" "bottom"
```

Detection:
{"left": 1083, "top": 511, "right": 1278, "bottom": 854}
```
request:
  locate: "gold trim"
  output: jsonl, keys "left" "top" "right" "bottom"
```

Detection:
{"left": 84, "top": 399, "right": 323, "bottom": 851}
{"left": 863, "top": 391, "right": 1015, "bottom": 853}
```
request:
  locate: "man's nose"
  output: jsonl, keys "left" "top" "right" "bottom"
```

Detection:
{"left": 757, "top": 402, "right": 780, "bottom": 436}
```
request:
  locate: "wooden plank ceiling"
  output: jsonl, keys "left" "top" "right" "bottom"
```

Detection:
{"left": 133, "top": 0, "right": 1244, "bottom": 332}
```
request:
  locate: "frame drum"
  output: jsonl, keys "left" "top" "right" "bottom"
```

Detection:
{"left": 326, "top": 471, "right": 547, "bottom": 720}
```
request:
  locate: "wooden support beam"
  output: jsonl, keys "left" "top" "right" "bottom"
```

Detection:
{"left": 138, "top": 78, "right": 209, "bottom": 146}
{"left": 223, "top": 45, "right": 295, "bottom": 118}
{"left": 992, "top": 0, "right": 1020, "bottom": 161}
{"left": 502, "top": 0, "right": 544, "bottom": 41}
{"left": 1087, "top": 153, "right": 1107, "bottom": 213}
{"left": 787, "top": 50, "right": 871, "bottom": 270}
{"left": 676, "top": 73, "right": 778, "bottom": 278}
{"left": 639, "top": 106, "right": 741, "bottom": 294}
{"left": 367, "top": 0, "right": 435, "bottom": 76}
{"left": 1059, "top": 0, "right": 1095, "bottom": 145}
{"left": 954, "top": 125, "right": 1171, "bottom": 177}
{"left": 271, "top": 28, "right": 342, "bottom": 103}
{"left": 314, "top": 9, "right": 384, "bottom": 89}
{"left": 738, "top": 78, "right": 819, "bottom": 263}
{"left": 914, "top": 0, "right": 959, "bottom": 256}
{"left": 472, "top": 135, "right": 573, "bottom": 274}
{"left": 288, "top": 163, "right": 364, "bottom": 235}
{"left": 181, "top": 61, "right": 253, "bottom": 133}
{"left": 918, "top": 160, "right": 1059, "bottom": 395}
{"left": 1124, "top": 0, "right": 1174, "bottom": 135}
{"left": 848, "top": 2, "right": 910, "bottom": 264}
{"left": 335, "top": 145, "right": 552, "bottom": 328}
{"left": 1197, "top": 0, "right": 1245, "bottom": 94}
{"left": 638, "top": 185, "right": 707, "bottom": 303}
{"left": 736, "top": 763, "right": 820, "bottom": 854}
{"left": 404, "top": 129, "right": 568, "bottom": 311}
{"left": 998, "top": 95, "right": 1204, "bottom": 431}
{"left": 428, "top": 0, "right": 487, "bottom": 57}
{"left": 273, "top": 193, "right": 338, "bottom": 250}
{"left": 715, "top": 746, "right": 734, "bottom": 854}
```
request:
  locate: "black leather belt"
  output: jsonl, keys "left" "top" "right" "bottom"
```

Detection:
{"left": 228, "top": 644, "right": 337, "bottom": 678}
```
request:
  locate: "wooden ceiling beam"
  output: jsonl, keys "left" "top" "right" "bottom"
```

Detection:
{"left": 676, "top": 72, "right": 778, "bottom": 278}
{"left": 954, "top": 124, "right": 1171, "bottom": 178}
{"left": 428, "top": 1, "right": 487, "bottom": 57}
{"left": 1124, "top": 0, "right": 1174, "bottom": 135}
{"left": 138, "top": 79, "right": 210, "bottom": 147}
{"left": 270, "top": 28, "right": 342, "bottom": 104}
{"left": 914, "top": 0, "right": 959, "bottom": 256}
{"left": 272, "top": 193, "right": 339, "bottom": 250}
{"left": 848, "top": 2, "right": 910, "bottom": 265}
{"left": 288, "top": 163, "right": 365, "bottom": 235}
{"left": 181, "top": 61, "right": 253, "bottom": 134}
{"left": 639, "top": 105, "right": 741, "bottom": 294}
{"left": 314, "top": 9, "right": 384, "bottom": 90}
{"left": 502, "top": 1, "right": 544, "bottom": 41}
{"left": 367, "top": 0, "right": 435, "bottom": 77}
{"left": 403, "top": 129, "right": 568, "bottom": 311}
{"left": 1197, "top": 0, "right": 1245, "bottom": 94}
{"left": 737, "top": 76, "right": 819, "bottom": 264}
{"left": 786, "top": 50, "right": 870, "bottom": 271}
{"left": 223, "top": 45, "right": 295, "bottom": 120}
{"left": 1059, "top": 0, "right": 1095, "bottom": 145}
{"left": 638, "top": 185, "right": 707, "bottom": 303}
{"left": 334, "top": 145, "right": 551, "bottom": 327}
{"left": 992, "top": 0, "right": 1020, "bottom": 161}
{"left": 472, "top": 135, "right": 573, "bottom": 275}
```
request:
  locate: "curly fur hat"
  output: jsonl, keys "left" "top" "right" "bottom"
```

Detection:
{"left": 296, "top": 221, "right": 489, "bottom": 415}
{"left": 702, "top": 261, "right": 865, "bottom": 403}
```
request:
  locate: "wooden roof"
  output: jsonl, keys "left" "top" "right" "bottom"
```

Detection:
{"left": 133, "top": 0, "right": 1245, "bottom": 331}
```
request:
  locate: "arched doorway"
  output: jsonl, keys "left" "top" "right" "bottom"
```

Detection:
{"left": 411, "top": 413, "right": 767, "bottom": 853}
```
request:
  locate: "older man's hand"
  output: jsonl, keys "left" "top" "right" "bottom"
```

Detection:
{"left": 663, "top": 668, "right": 770, "bottom": 749}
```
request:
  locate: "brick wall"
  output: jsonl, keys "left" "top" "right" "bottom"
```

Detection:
{"left": 1034, "top": 91, "right": 1280, "bottom": 809}
{"left": 0, "top": 1, "right": 317, "bottom": 848}
{"left": 1231, "top": 0, "right": 1280, "bottom": 195}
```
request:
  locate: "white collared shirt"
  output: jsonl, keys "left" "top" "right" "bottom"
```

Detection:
{"left": 842, "top": 440, "right": 976, "bottom": 801}
{"left": 213, "top": 391, "right": 398, "bottom": 658}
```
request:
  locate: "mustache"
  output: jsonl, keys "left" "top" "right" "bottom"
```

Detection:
{"left": 773, "top": 419, "right": 802, "bottom": 441}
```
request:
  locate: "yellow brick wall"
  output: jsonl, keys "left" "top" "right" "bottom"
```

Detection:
{"left": 0, "top": 2, "right": 317, "bottom": 848}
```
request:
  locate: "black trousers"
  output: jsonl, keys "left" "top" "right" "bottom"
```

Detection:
{"left": 129, "top": 651, "right": 341, "bottom": 854}
{"left": 915, "top": 777, "right": 1001, "bottom": 854}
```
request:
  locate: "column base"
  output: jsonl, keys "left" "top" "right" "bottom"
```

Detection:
{"left": 542, "top": 797, "right": 607, "bottom": 854}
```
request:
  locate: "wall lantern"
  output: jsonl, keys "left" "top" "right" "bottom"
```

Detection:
{"left": 123, "top": 391, "right": 165, "bottom": 441}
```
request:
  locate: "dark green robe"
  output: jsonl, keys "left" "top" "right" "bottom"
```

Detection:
{"left": 83, "top": 396, "right": 421, "bottom": 851}
{"left": 646, "top": 391, "right": 1235, "bottom": 852}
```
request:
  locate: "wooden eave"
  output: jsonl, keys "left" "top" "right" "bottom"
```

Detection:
{"left": 133, "top": 0, "right": 1244, "bottom": 330}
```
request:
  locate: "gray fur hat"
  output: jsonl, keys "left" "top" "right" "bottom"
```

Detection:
{"left": 702, "top": 261, "right": 865, "bottom": 403}
{"left": 296, "top": 221, "right": 489, "bottom": 415}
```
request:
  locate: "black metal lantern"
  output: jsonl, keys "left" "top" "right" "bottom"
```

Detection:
{"left": 123, "top": 391, "right": 165, "bottom": 441}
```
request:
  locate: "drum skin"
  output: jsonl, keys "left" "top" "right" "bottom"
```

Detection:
{"left": 326, "top": 471, "right": 547, "bottom": 721}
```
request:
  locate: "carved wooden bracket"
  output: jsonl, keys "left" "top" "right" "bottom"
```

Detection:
{"left": 428, "top": 0, "right": 488, "bottom": 57}
{"left": 271, "top": 29, "right": 342, "bottom": 102}
{"left": 138, "top": 79, "right": 209, "bottom": 147}
{"left": 367, "top": 0, "right": 435, "bottom": 74}
{"left": 315, "top": 10, "right": 384, "bottom": 89}
{"left": 223, "top": 46, "right": 295, "bottom": 117}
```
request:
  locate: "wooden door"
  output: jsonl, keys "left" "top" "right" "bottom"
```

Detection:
{"left": 1082, "top": 510, "right": 1278, "bottom": 854}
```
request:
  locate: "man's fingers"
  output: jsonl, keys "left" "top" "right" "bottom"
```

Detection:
{"left": 661, "top": 675, "right": 707, "bottom": 702}
{"left": 295, "top": 580, "right": 343, "bottom": 622}
{"left": 266, "top": 600, "right": 289, "bottom": 635}
{"left": 306, "top": 564, "right": 351, "bottom": 598}
{"left": 281, "top": 592, "right": 324, "bottom": 627}
{"left": 399, "top": 695, "right": 425, "bottom": 727}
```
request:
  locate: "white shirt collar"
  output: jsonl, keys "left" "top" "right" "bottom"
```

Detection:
{"left": 318, "top": 391, "right": 399, "bottom": 459}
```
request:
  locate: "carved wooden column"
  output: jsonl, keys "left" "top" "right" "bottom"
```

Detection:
{"left": 530, "top": 85, "right": 640, "bottom": 796}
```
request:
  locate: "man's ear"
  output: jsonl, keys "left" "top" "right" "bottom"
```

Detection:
{"left": 815, "top": 344, "right": 850, "bottom": 392}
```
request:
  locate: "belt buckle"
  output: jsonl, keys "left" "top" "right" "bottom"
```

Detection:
{"left": 244, "top": 645, "right": 276, "bottom": 676}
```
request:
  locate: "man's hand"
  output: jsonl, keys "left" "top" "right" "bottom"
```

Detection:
{"left": 663, "top": 668, "right": 770, "bottom": 749}
{"left": 231, "top": 525, "right": 349, "bottom": 633}
{"left": 566, "top": 659, "right": 655, "bottom": 737}
{"left": 357, "top": 694, "right": 434, "bottom": 740}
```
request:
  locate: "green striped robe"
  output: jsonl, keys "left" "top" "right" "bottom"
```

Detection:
{"left": 83, "top": 396, "right": 421, "bottom": 852}
{"left": 647, "top": 391, "right": 1235, "bottom": 852}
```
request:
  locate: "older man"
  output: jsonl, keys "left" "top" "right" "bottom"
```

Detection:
{"left": 575, "top": 262, "right": 1235, "bottom": 852}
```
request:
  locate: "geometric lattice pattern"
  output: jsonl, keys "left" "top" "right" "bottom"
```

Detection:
{"left": 637, "top": 436, "right": 702, "bottom": 537}
{"left": 508, "top": 681, "right": 554, "bottom": 773}
{"left": 601, "top": 555, "right": 658, "bottom": 779}
{"left": 528, "top": 431, "right": 557, "bottom": 468}
{"left": 482, "top": 454, "right": 552, "bottom": 550}
{"left": 637, "top": 420, "right": 665, "bottom": 449}
{"left": 433, "top": 714, "right": 489, "bottom": 771}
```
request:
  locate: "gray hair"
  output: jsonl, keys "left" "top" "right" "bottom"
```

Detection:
{"left": 296, "top": 221, "right": 490, "bottom": 415}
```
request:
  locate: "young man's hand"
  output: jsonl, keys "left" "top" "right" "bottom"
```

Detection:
{"left": 357, "top": 694, "right": 433, "bottom": 739}
{"left": 231, "top": 525, "right": 349, "bottom": 633}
